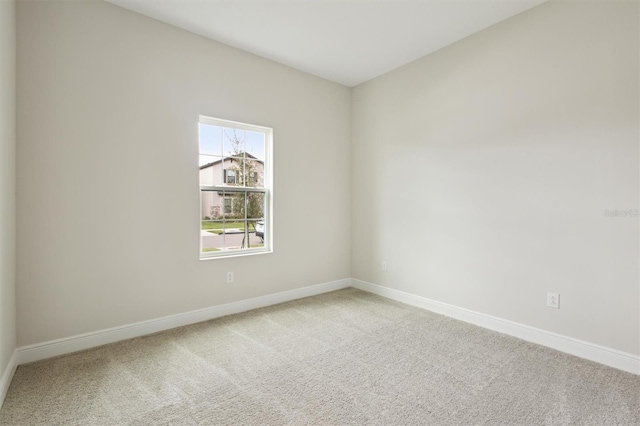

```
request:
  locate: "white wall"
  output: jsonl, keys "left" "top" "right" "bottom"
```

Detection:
{"left": 352, "top": 0, "right": 639, "bottom": 355}
{"left": 0, "top": 0, "right": 17, "bottom": 382}
{"left": 14, "top": 0, "right": 639, "bottom": 361}
{"left": 16, "top": 0, "right": 351, "bottom": 346}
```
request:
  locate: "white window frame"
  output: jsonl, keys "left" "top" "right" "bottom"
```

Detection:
{"left": 199, "top": 115, "right": 273, "bottom": 259}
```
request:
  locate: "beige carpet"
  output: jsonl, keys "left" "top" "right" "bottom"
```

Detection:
{"left": 1, "top": 288, "right": 639, "bottom": 425}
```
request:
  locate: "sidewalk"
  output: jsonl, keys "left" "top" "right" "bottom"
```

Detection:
{"left": 201, "top": 228, "right": 247, "bottom": 236}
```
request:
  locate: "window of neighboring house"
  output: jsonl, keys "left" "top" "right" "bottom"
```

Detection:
{"left": 248, "top": 171, "right": 257, "bottom": 185}
{"left": 223, "top": 197, "right": 233, "bottom": 214}
{"left": 198, "top": 116, "right": 272, "bottom": 258}
{"left": 224, "top": 169, "right": 236, "bottom": 184}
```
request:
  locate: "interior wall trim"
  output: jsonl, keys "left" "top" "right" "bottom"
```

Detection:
{"left": 0, "top": 349, "right": 18, "bottom": 409}
{"left": 13, "top": 278, "right": 638, "bottom": 378}
{"left": 352, "top": 279, "right": 640, "bottom": 375}
{"left": 16, "top": 279, "right": 352, "bottom": 365}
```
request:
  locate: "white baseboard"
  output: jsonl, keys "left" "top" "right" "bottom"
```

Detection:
{"left": 352, "top": 279, "right": 640, "bottom": 375}
{"left": 17, "top": 278, "right": 351, "bottom": 365}
{"left": 0, "top": 349, "right": 17, "bottom": 409}
{"left": 14, "top": 277, "right": 640, "bottom": 376}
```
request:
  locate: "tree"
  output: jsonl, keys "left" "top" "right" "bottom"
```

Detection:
{"left": 224, "top": 131, "right": 264, "bottom": 248}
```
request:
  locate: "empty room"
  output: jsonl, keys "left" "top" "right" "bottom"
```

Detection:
{"left": 1, "top": 0, "right": 639, "bottom": 424}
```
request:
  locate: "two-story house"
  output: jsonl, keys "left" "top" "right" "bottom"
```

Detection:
{"left": 199, "top": 152, "right": 264, "bottom": 219}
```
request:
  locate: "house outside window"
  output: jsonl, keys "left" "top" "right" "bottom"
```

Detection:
{"left": 198, "top": 116, "right": 272, "bottom": 258}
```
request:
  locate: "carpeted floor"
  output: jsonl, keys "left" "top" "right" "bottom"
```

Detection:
{"left": 1, "top": 288, "right": 639, "bottom": 425}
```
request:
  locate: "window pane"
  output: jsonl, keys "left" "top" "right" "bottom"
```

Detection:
{"left": 201, "top": 191, "right": 223, "bottom": 220}
{"left": 247, "top": 225, "right": 264, "bottom": 248}
{"left": 223, "top": 191, "right": 246, "bottom": 220}
{"left": 223, "top": 127, "right": 244, "bottom": 158}
{"left": 201, "top": 220, "right": 248, "bottom": 252}
{"left": 247, "top": 192, "right": 265, "bottom": 248}
{"left": 201, "top": 220, "right": 223, "bottom": 252}
{"left": 199, "top": 123, "right": 222, "bottom": 156}
{"left": 244, "top": 160, "right": 264, "bottom": 188}
{"left": 245, "top": 130, "right": 265, "bottom": 161}
{"left": 246, "top": 192, "right": 265, "bottom": 221}
{"left": 199, "top": 156, "right": 224, "bottom": 186}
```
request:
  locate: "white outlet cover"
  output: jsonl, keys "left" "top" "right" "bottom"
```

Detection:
{"left": 546, "top": 292, "right": 560, "bottom": 309}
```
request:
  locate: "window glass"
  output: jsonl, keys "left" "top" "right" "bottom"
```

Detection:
{"left": 199, "top": 116, "right": 272, "bottom": 258}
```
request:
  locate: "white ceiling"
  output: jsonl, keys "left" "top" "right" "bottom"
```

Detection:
{"left": 106, "top": 0, "right": 548, "bottom": 87}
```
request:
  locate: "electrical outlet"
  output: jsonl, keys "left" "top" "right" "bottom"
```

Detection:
{"left": 381, "top": 261, "right": 388, "bottom": 272}
{"left": 547, "top": 292, "right": 559, "bottom": 309}
{"left": 226, "top": 272, "right": 234, "bottom": 283}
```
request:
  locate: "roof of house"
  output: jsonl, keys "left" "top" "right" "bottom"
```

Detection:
{"left": 199, "top": 152, "right": 263, "bottom": 170}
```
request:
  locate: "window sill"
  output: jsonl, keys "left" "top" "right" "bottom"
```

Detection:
{"left": 199, "top": 247, "right": 272, "bottom": 261}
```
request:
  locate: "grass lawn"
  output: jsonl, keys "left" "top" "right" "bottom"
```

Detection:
{"left": 202, "top": 220, "right": 258, "bottom": 235}
{"left": 201, "top": 221, "right": 247, "bottom": 230}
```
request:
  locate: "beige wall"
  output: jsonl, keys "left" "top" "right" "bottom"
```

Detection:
{"left": 16, "top": 0, "right": 351, "bottom": 346}
{"left": 13, "top": 0, "right": 639, "bottom": 359}
{"left": 0, "top": 0, "right": 17, "bottom": 380}
{"left": 351, "top": 0, "right": 639, "bottom": 355}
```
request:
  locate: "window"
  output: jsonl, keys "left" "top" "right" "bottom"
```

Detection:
{"left": 223, "top": 197, "right": 233, "bottom": 214}
{"left": 199, "top": 116, "right": 272, "bottom": 258}
{"left": 224, "top": 169, "right": 236, "bottom": 184}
